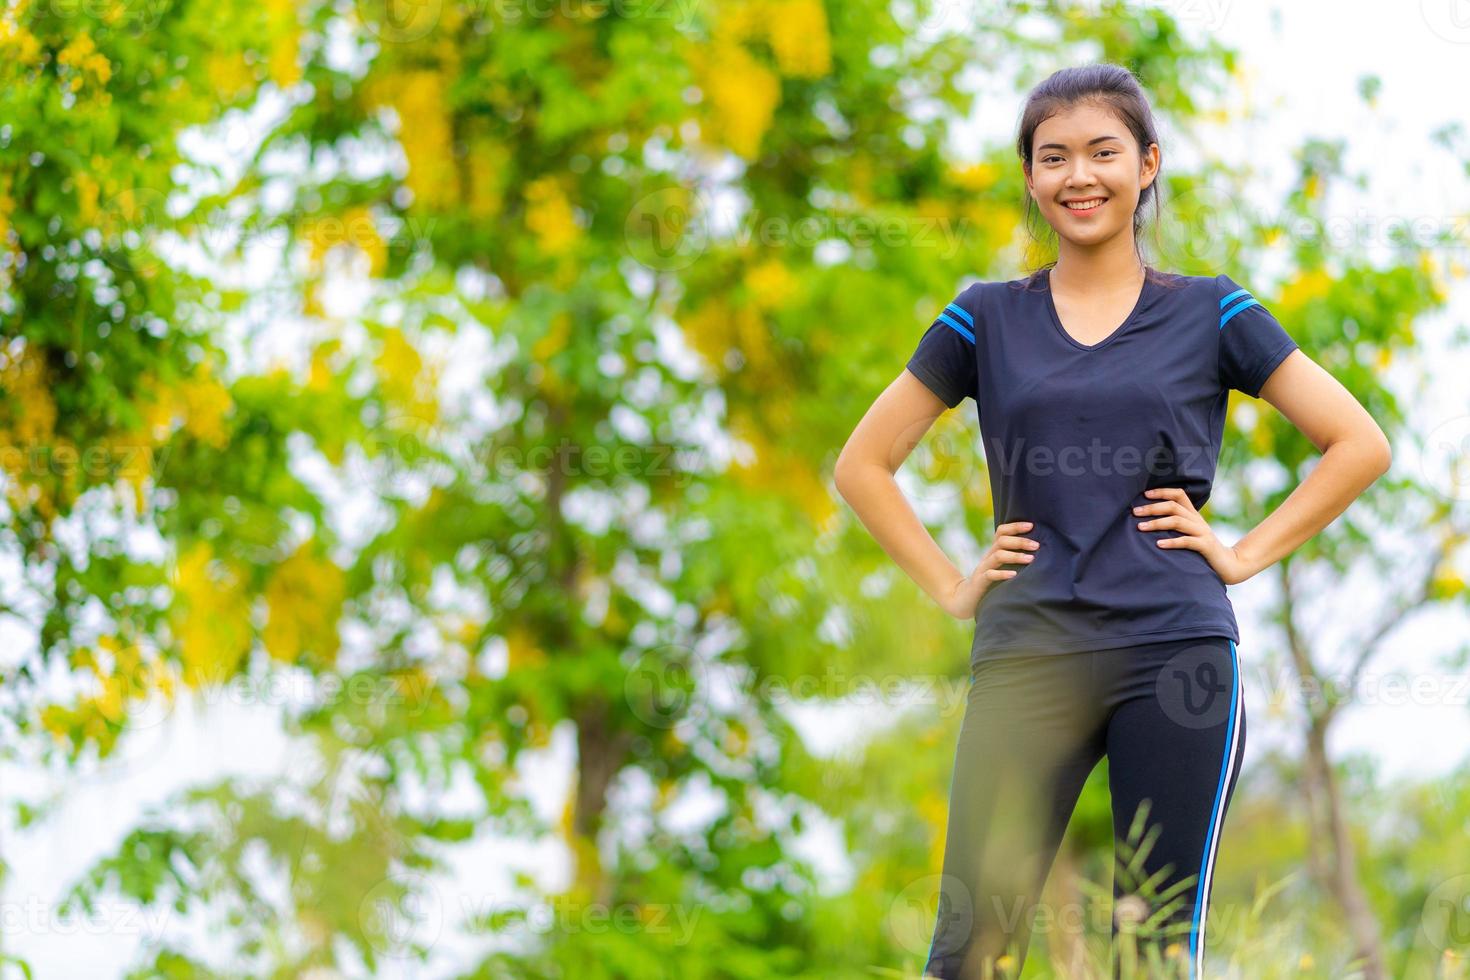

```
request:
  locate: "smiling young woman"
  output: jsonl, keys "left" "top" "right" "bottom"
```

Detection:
{"left": 832, "top": 63, "right": 1392, "bottom": 980}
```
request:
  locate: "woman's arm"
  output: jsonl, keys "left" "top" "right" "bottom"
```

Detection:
{"left": 834, "top": 370, "right": 1035, "bottom": 619}
{"left": 1228, "top": 350, "right": 1393, "bottom": 579}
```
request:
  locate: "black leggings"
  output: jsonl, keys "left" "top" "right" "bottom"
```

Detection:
{"left": 924, "top": 635, "right": 1245, "bottom": 980}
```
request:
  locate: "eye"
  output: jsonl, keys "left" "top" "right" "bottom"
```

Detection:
{"left": 1097, "top": 149, "right": 1118, "bottom": 158}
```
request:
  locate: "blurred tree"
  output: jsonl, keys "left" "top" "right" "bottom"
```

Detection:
{"left": 0, "top": 0, "right": 1463, "bottom": 978}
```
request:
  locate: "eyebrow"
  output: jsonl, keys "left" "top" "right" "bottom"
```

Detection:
{"left": 1036, "top": 135, "right": 1125, "bottom": 151}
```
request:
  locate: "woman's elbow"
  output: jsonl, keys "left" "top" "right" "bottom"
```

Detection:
{"left": 1361, "top": 428, "right": 1392, "bottom": 478}
{"left": 833, "top": 446, "right": 879, "bottom": 501}
{"left": 1370, "top": 428, "right": 1393, "bottom": 475}
{"left": 833, "top": 450, "right": 860, "bottom": 500}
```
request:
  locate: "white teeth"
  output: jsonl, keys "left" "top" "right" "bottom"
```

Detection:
{"left": 1065, "top": 199, "right": 1104, "bottom": 210}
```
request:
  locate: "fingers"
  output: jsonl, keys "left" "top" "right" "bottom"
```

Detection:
{"left": 1139, "top": 487, "right": 1194, "bottom": 512}
{"left": 979, "top": 521, "right": 1039, "bottom": 584}
{"left": 992, "top": 521, "right": 1040, "bottom": 565}
{"left": 1154, "top": 531, "right": 1202, "bottom": 550}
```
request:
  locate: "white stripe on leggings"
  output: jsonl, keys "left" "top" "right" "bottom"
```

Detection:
{"left": 1191, "top": 638, "right": 1241, "bottom": 980}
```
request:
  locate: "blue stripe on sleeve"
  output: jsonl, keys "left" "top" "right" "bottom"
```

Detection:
{"left": 937, "top": 312, "right": 975, "bottom": 344}
{"left": 944, "top": 302, "right": 974, "bottom": 327}
{"left": 1219, "top": 296, "right": 1259, "bottom": 329}
{"left": 1218, "top": 287, "right": 1251, "bottom": 309}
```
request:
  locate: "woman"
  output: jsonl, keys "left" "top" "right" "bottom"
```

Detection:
{"left": 833, "top": 64, "right": 1391, "bottom": 979}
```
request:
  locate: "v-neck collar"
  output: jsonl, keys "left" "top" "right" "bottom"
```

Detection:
{"left": 1042, "top": 267, "right": 1155, "bottom": 352}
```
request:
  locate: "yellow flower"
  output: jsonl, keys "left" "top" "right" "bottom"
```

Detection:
{"left": 766, "top": 0, "right": 831, "bottom": 77}
{"left": 207, "top": 51, "right": 255, "bottom": 101}
{"left": 58, "top": 32, "right": 112, "bottom": 91}
{"left": 916, "top": 790, "right": 949, "bottom": 871}
{"left": 177, "top": 364, "right": 234, "bottom": 449}
{"left": 523, "top": 177, "right": 582, "bottom": 256}
{"left": 0, "top": 343, "right": 57, "bottom": 450}
{"left": 697, "top": 41, "right": 780, "bottom": 159}
{"left": 1430, "top": 569, "right": 1466, "bottom": 602}
{"left": 73, "top": 172, "right": 100, "bottom": 224}
{"left": 41, "top": 704, "right": 73, "bottom": 741}
{"left": 393, "top": 70, "right": 457, "bottom": 211}
{"left": 308, "top": 339, "right": 339, "bottom": 392}
{"left": 1422, "top": 251, "right": 1449, "bottom": 304}
{"left": 375, "top": 327, "right": 439, "bottom": 423}
{"left": 84, "top": 51, "right": 112, "bottom": 85}
{"left": 263, "top": 542, "right": 346, "bottom": 666}
{"left": 265, "top": 0, "right": 301, "bottom": 88}
{"left": 304, "top": 207, "right": 386, "bottom": 276}
{"left": 0, "top": 11, "right": 42, "bottom": 67}
{"left": 1275, "top": 268, "right": 1331, "bottom": 318}
{"left": 170, "top": 540, "right": 253, "bottom": 689}
{"left": 746, "top": 259, "right": 798, "bottom": 311}
{"left": 951, "top": 162, "right": 1000, "bottom": 192}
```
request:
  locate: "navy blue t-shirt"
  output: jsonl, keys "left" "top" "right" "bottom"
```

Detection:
{"left": 905, "top": 267, "right": 1299, "bottom": 662}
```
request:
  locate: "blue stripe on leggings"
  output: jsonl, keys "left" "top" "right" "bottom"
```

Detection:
{"left": 1190, "top": 638, "right": 1239, "bottom": 980}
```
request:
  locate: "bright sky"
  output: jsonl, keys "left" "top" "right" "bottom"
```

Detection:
{"left": 4, "top": 2, "right": 1470, "bottom": 975}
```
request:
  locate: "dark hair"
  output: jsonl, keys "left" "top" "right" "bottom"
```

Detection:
{"left": 1011, "top": 63, "right": 1181, "bottom": 293}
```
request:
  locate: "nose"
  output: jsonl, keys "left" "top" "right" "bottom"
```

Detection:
{"left": 1066, "top": 159, "right": 1096, "bottom": 188}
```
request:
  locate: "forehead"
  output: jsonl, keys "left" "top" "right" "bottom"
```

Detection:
{"left": 1033, "top": 103, "right": 1127, "bottom": 148}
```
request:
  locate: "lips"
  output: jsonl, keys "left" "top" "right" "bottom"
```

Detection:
{"left": 1063, "top": 197, "right": 1107, "bottom": 212}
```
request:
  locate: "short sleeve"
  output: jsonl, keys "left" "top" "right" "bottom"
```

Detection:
{"left": 1215, "top": 273, "right": 1299, "bottom": 397}
{"left": 905, "top": 283, "right": 979, "bottom": 409}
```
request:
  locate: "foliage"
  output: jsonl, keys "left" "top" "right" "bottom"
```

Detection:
{"left": 0, "top": 0, "right": 1463, "bottom": 977}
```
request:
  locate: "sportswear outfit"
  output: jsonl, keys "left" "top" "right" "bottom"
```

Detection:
{"left": 905, "top": 267, "right": 1297, "bottom": 978}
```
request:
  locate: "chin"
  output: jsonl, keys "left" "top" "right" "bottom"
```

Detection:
{"left": 1055, "top": 224, "right": 1121, "bottom": 245}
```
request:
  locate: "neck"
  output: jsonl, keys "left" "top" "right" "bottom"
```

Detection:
{"left": 1050, "top": 238, "right": 1146, "bottom": 292}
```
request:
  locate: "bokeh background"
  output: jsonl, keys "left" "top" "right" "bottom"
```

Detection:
{"left": 1, "top": 0, "right": 1469, "bottom": 976}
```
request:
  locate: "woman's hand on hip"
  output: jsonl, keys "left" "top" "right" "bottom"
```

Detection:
{"left": 942, "top": 520, "right": 1040, "bottom": 620}
{"left": 1132, "top": 487, "right": 1253, "bottom": 585}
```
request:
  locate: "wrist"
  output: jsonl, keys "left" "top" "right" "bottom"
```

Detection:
{"left": 935, "top": 569, "right": 968, "bottom": 616}
{"left": 942, "top": 570, "right": 967, "bottom": 602}
{"left": 1230, "top": 542, "right": 1264, "bottom": 579}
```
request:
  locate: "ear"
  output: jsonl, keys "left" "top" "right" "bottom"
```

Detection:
{"left": 1139, "top": 142, "right": 1161, "bottom": 188}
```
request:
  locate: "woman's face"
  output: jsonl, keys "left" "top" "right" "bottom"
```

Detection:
{"left": 1025, "top": 102, "right": 1158, "bottom": 250}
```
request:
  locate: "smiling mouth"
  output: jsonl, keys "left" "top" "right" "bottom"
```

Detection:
{"left": 1063, "top": 198, "right": 1107, "bottom": 212}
